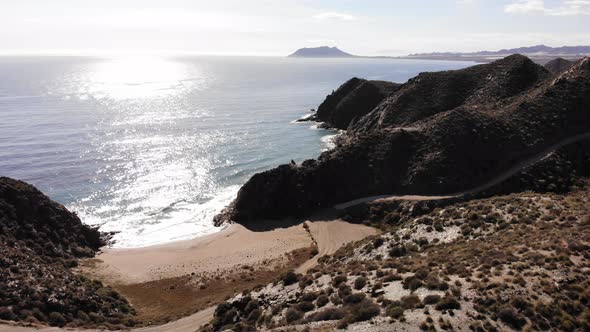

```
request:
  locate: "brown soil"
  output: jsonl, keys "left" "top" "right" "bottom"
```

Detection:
{"left": 115, "top": 247, "right": 314, "bottom": 326}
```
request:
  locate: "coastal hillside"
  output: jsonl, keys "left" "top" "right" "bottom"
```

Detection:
{"left": 206, "top": 181, "right": 590, "bottom": 331}
{"left": 0, "top": 177, "right": 136, "bottom": 329}
{"left": 216, "top": 55, "right": 590, "bottom": 223}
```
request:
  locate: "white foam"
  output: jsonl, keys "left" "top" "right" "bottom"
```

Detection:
{"left": 71, "top": 185, "right": 239, "bottom": 248}
{"left": 320, "top": 134, "right": 337, "bottom": 150}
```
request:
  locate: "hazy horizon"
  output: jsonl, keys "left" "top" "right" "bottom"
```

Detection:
{"left": 1, "top": 0, "right": 589, "bottom": 57}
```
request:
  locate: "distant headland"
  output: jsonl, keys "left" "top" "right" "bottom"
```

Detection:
{"left": 288, "top": 46, "right": 356, "bottom": 58}
{"left": 406, "top": 44, "right": 590, "bottom": 64}
{"left": 289, "top": 44, "right": 590, "bottom": 64}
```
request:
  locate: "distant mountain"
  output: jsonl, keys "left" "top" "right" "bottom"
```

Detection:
{"left": 412, "top": 44, "right": 590, "bottom": 57}
{"left": 288, "top": 46, "right": 356, "bottom": 58}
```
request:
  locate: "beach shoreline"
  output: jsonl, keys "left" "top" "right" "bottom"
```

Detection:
{"left": 72, "top": 217, "right": 377, "bottom": 329}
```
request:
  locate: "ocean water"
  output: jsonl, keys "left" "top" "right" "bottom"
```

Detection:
{"left": 0, "top": 56, "right": 475, "bottom": 247}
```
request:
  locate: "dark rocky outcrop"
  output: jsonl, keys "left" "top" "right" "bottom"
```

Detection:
{"left": 544, "top": 57, "right": 574, "bottom": 75}
{"left": 0, "top": 177, "right": 102, "bottom": 258}
{"left": 216, "top": 55, "right": 590, "bottom": 223}
{"left": 0, "top": 177, "right": 136, "bottom": 328}
{"left": 314, "top": 78, "right": 400, "bottom": 129}
{"left": 352, "top": 54, "right": 549, "bottom": 132}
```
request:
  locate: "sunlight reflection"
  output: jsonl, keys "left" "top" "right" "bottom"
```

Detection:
{"left": 84, "top": 57, "right": 192, "bottom": 100}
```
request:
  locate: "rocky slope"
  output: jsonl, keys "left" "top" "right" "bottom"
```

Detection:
{"left": 205, "top": 181, "right": 590, "bottom": 332}
{"left": 216, "top": 55, "right": 590, "bottom": 223}
{"left": 0, "top": 177, "right": 136, "bottom": 329}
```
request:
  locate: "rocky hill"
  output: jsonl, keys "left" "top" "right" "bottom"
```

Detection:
{"left": 0, "top": 177, "right": 136, "bottom": 328}
{"left": 544, "top": 58, "right": 574, "bottom": 75}
{"left": 216, "top": 55, "right": 590, "bottom": 223}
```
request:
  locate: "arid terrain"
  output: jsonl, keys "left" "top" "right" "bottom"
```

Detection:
{"left": 1, "top": 54, "right": 589, "bottom": 332}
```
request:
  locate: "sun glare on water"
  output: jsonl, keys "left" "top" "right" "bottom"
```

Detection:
{"left": 83, "top": 57, "right": 193, "bottom": 100}
{"left": 53, "top": 55, "right": 224, "bottom": 247}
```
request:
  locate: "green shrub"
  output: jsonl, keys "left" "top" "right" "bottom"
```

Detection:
{"left": 344, "top": 292, "right": 366, "bottom": 304}
{"left": 48, "top": 312, "right": 67, "bottom": 327}
{"left": 349, "top": 299, "right": 380, "bottom": 322}
{"left": 373, "top": 237, "right": 385, "bottom": 248}
{"left": 497, "top": 306, "right": 526, "bottom": 329}
{"left": 244, "top": 299, "right": 260, "bottom": 314}
{"left": 306, "top": 308, "right": 347, "bottom": 322}
{"left": 401, "top": 295, "right": 422, "bottom": 309}
{"left": 331, "top": 294, "right": 342, "bottom": 305}
{"left": 338, "top": 284, "right": 352, "bottom": 298}
{"left": 354, "top": 276, "right": 367, "bottom": 290}
{"left": 389, "top": 245, "right": 407, "bottom": 257}
{"left": 316, "top": 294, "right": 329, "bottom": 307}
{"left": 247, "top": 309, "right": 261, "bottom": 323}
{"left": 403, "top": 276, "right": 423, "bottom": 291}
{"left": 310, "top": 247, "right": 319, "bottom": 256}
{"left": 297, "top": 301, "right": 315, "bottom": 312}
{"left": 435, "top": 296, "right": 461, "bottom": 311}
{"left": 301, "top": 291, "right": 318, "bottom": 302}
{"left": 281, "top": 271, "right": 299, "bottom": 286}
{"left": 332, "top": 275, "right": 347, "bottom": 287}
{"left": 285, "top": 307, "right": 303, "bottom": 323}
{"left": 0, "top": 307, "right": 17, "bottom": 321}
{"left": 423, "top": 294, "right": 441, "bottom": 305}
{"left": 386, "top": 305, "right": 404, "bottom": 319}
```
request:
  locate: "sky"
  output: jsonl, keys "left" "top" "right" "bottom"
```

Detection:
{"left": 0, "top": 0, "right": 589, "bottom": 56}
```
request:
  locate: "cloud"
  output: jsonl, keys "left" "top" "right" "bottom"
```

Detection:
{"left": 505, "top": 0, "right": 590, "bottom": 15}
{"left": 504, "top": 0, "right": 546, "bottom": 14}
{"left": 313, "top": 12, "right": 357, "bottom": 21}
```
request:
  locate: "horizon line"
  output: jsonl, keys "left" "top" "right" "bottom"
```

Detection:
{"left": 0, "top": 49, "right": 293, "bottom": 57}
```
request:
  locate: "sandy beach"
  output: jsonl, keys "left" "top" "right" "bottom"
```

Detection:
{"left": 15, "top": 217, "right": 374, "bottom": 331}
{"left": 82, "top": 223, "right": 311, "bottom": 285}
{"left": 83, "top": 218, "right": 376, "bottom": 285}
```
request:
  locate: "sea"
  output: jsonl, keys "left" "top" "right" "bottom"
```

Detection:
{"left": 0, "top": 55, "right": 475, "bottom": 247}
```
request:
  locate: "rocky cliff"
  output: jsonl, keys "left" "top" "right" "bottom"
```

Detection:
{"left": 0, "top": 177, "right": 136, "bottom": 328}
{"left": 216, "top": 55, "right": 590, "bottom": 223}
{"left": 314, "top": 78, "right": 400, "bottom": 129}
